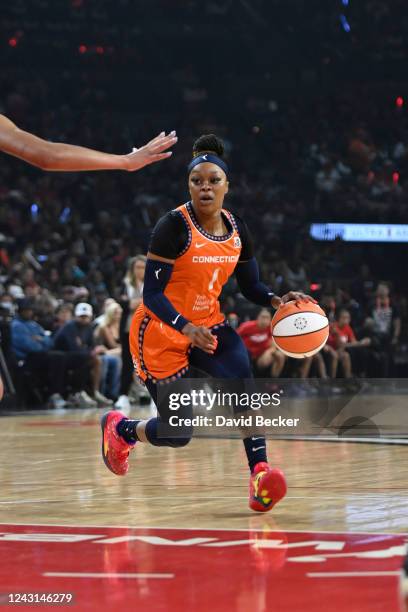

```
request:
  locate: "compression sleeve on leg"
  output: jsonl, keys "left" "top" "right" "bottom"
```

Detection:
{"left": 235, "top": 257, "right": 275, "bottom": 307}
{"left": 143, "top": 259, "right": 190, "bottom": 332}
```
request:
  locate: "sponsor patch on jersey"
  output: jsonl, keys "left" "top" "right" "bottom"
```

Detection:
{"left": 234, "top": 236, "right": 241, "bottom": 248}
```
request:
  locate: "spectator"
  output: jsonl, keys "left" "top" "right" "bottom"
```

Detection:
{"left": 116, "top": 255, "right": 148, "bottom": 410}
{"left": 94, "top": 298, "right": 117, "bottom": 327}
{"left": 94, "top": 301, "right": 122, "bottom": 400}
{"left": 298, "top": 347, "right": 339, "bottom": 382}
{"left": 328, "top": 309, "right": 371, "bottom": 377}
{"left": 371, "top": 283, "right": 401, "bottom": 347}
{"left": 226, "top": 312, "right": 239, "bottom": 329}
{"left": 321, "top": 295, "right": 337, "bottom": 323}
{"left": 237, "top": 309, "right": 286, "bottom": 377}
{"left": 53, "top": 302, "right": 114, "bottom": 406}
{"left": 95, "top": 302, "right": 122, "bottom": 352}
{"left": 11, "top": 298, "right": 73, "bottom": 408}
{"left": 53, "top": 303, "right": 74, "bottom": 332}
{"left": 358, "top": 283, "right": 402, "bottom": 376}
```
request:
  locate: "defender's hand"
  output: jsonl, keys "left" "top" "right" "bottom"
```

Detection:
{"left": 123, "top": 131, "right": 178, "bottom": 171}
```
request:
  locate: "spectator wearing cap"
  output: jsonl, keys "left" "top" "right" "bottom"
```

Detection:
{"left": 53, "top": 302, "right": 115, "bottom": 406}
{"left": 10, "top": 298, "right": 80, "bottom": 408}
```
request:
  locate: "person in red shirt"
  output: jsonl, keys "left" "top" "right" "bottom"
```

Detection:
{"left": 328, "top": 309, "right": 370, "bottom": 377}
{"left": 237, "top": 308, "right": 286, "bottom": 377}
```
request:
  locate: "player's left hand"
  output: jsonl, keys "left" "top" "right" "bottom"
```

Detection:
{"left": 123, "top": 131, "right": 178, "bottom": 171}
{"left": 272, "top": 292, "right": 317, "bottom": 308}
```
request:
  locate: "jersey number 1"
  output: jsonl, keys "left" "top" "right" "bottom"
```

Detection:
{"left": 208, "top": 268, "right": 220, "bottom": 291}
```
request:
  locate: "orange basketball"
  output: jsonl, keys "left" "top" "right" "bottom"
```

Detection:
{"left": 271, "top": 301, "right": 329, "bottom": 359}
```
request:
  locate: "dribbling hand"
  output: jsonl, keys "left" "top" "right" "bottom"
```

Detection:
{"left": 123, "top": 131, "right": 178, "bottom": 171}
{"left": 271, "top": 291, "right": 317, "bottom": 309}
{"left": 182, "top": 323, "right": 218, "bottom": 354}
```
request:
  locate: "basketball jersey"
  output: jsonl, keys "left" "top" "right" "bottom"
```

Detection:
{"left": 144, "top": 201, "right": 242, "bottom": 328}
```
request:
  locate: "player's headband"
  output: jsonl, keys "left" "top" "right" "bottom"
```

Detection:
{"left": 187, "top": 154, "right": 229, "bottom": 177}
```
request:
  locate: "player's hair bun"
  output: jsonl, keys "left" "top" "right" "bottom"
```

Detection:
{"left": 192, "top": 134, "right": 224, "bottom": 159}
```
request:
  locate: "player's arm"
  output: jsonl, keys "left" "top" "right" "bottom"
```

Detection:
{"left": 234, "top": 216, "right": 315, "bottom": 307}
{"left": 143, "top": 213, "right": 216, "bottom": 353}
{"left": 0, "top": 114, "right": 177, "bottom": 172}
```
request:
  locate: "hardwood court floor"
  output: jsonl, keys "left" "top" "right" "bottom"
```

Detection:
{"left": 0, "top": 408, "right": 407, "bottom": 533}
{"left": 0, "top": 408, "right": 407, "bottom": 612}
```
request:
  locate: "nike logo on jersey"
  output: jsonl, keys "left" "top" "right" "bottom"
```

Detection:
{"left": 252, "top": 445, "right": 266, "bottom": 452}
{"left": 195, "top": 243, "right": 206, "bottom": 249}
{"left": 172, "top": 314, "right": 181, "bottom": 325}
{"left": 155, "top": 268, "right": 162, "bottom": 279}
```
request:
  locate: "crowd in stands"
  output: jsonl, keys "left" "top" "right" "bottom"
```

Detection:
{"left": 0, "top": 0, "right": 407, "bottom": 406}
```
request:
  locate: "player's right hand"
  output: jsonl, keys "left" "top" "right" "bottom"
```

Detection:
{"left": 123, "top": 131, "right": 177, "bottom": 171}
{"left": 182, "top": 323, "right": 218, "bottom": 354}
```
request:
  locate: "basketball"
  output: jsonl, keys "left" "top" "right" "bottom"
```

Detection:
{"left": 271, "top": 301, "right": 329, "bottom": 358}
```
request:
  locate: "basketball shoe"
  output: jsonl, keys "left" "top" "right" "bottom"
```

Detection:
{"left": 101, "top": 411, "right": 135, "bottom": 475}
{"left": 249, "top": 462, "right": 287, "bottom": 512}
{"left": 401, "top": 552, "right": 408, "bottom": 610}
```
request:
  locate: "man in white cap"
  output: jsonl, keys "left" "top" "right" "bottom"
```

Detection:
{"left": 53, "top": 302, "right": 113, "bottom": 407}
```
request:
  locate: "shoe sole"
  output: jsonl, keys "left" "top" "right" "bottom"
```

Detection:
{"left": 100, "top": 412, "right": 119, "bottom": 475}
{"left": 250, "top": 468, "right": 287, "bottom": 512}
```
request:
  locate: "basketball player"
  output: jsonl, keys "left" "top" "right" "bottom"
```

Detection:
{"left": 0, "top": 115, "right": 177, "bottom": 401}
{"left": 101, "top": 134, "right": 314, "bottom": 512}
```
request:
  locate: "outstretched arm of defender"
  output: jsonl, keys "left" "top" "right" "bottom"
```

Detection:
{"left": 0, "top": 115, "right": 177, "bottom": 172}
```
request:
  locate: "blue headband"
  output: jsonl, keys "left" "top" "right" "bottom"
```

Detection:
{"left": 187, "top": 154, "right": 229, "bottom": 177}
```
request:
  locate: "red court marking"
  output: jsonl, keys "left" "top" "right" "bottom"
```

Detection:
{"left": 0, "top": 524, "right": 405, "bottom": 611}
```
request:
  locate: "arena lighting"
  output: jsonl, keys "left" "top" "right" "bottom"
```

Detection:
{"left": 342, "top": 0, "right": 349, "bottom": 5}
{"left": 340, "top": 14, "right": 351, "bottom": 32}
{"left": 78, "top": 44, "right": 87, "bottom": 54}
{"left": 393, "top": 171, "right": 400, "bottom": 183}
{"left": 8, "top": 38, "right": 17, "bottom": 47}
{"left": 59, "top": 207, "right": 71, "bottom": 223}
{"left": 310, "top": 223, "right": 408, "bottom": 242}
{"left": 30, "top": 203, "right": 39, "bottom": 222}
{"left": 396, "top": 96, "right": 404, "bottom": 108}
